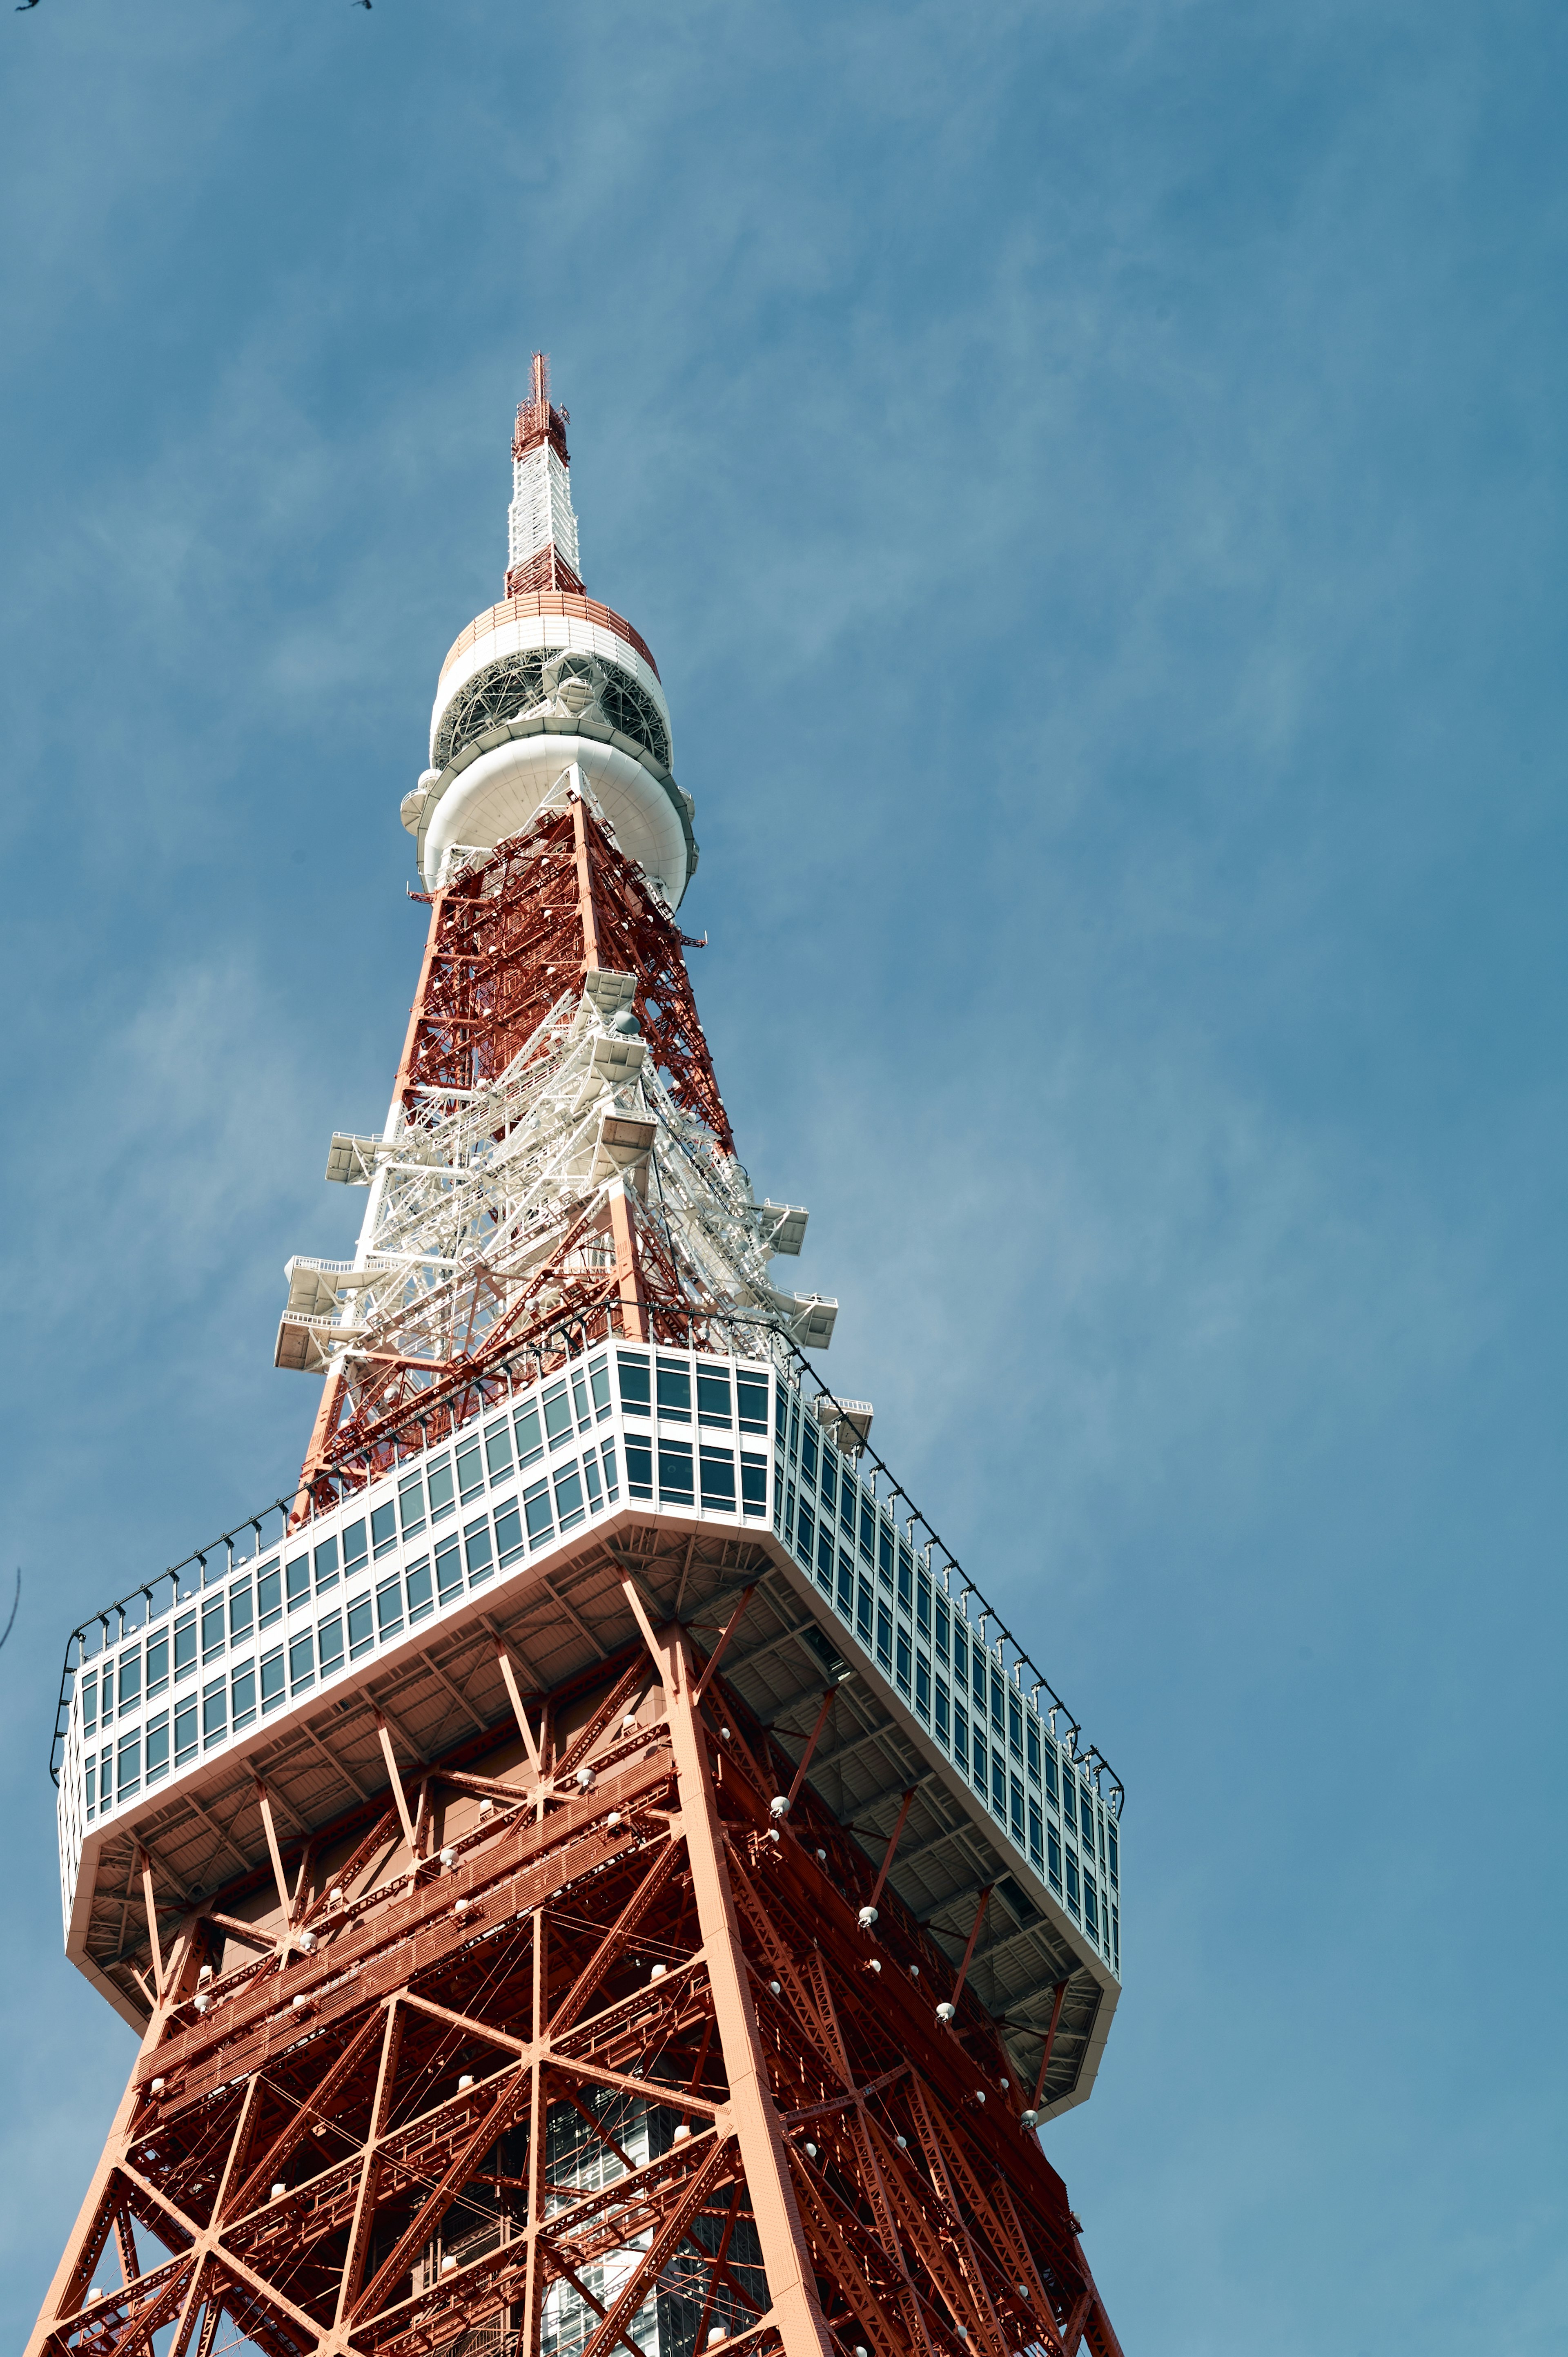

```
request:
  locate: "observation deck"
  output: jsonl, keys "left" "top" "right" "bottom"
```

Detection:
{"left": 53, "top": 1346, "right": 1123, "bottom": 2124}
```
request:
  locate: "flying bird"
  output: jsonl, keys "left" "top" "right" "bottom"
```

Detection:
{"left": 16, "top": 3, "right": 42, "bottom": 14}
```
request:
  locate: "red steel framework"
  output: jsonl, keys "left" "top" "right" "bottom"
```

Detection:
{"left": 29, "top": 1604, "right": 1123, "bottom": 2357}
{"left": 298, "top": 798, "right": 734, "bottom": 1502}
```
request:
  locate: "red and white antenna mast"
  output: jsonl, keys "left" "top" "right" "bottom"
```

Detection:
{"left": 505, "top": 349, "right": 584, "bottom": 598}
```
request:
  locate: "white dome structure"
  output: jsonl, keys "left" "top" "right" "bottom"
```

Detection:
{"left": 400, "top": 360, "right": 697, "bottom": 904}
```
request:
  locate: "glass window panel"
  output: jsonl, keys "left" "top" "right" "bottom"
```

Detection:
{"left": 857, "top": 1581, "right": 874, "bottom": 1645}
{"left": 466, "top": 1515, "right": 497, "bottom": 1579}
{"left": 584, "top": 1453, "right": 603, "bottom": 1509}
{"left": 626, "top": 1438, "right": 653, "bottom": 1499}
{"left": 1029, "top": 1802, "right": 1044, "bottom": 1870}
{"left": 1065, "top": 1854, "right": 1080, "bottom": 1915}
{"left": 436, "top": 1536, "right": 463, "bottom": 1602}
{"left": 523, "top": 1479, "right": 554, "bottom": 1544}
{"left": 202, "top": 1598, "right": 226, "bottom": 1660}
{"left": 894, "top": 1626, "right": 911, "bottom": 1690}
{"left": 879, "top": 1525, "right": 894, "bottom": 1581}
{"left": 372, "top": 1501, "right": 398, "bottom": 1558}
{"left": 289, "top": 1631, "right": 315, "bottom": 1696}
{"left": 456, "top": 1441, "right": 484, "bottom": 1503}
{"left": 1044, "top": 1746, "right": 1059, "bottom": 1804}
{"left": 571, "top": 1371, "right": 591, "bottom": 1427}
{"left": 82, "top": 1670, "right": 98, "bottom": 1737}
{"left": 658, "top": 1442, "right": 694, "bottom": 1504}
{"left": 1009, "top": 1693, "right": 1022, "bottom": 1755}
{"left": 618, "top": 1353, "right": 651, "bottom": 1414}
{"left": 836, "top": 1552, "right": 853, "bottom": 1619}
{"left": 1107, "top": 1827, "right": 1118, "bottom": 1886}
{"left": 314, "top": 1536, "right": 340, "bottom": 1595}
{"left": 1010, "top": 1774, "right": 1025, "bottom": 1844}
{"left": 227, "top": 1587, "right": 252, "bottom": 1648}
{"left": 317, "top": 1611, "right": 345, "bottom": 1674}
{"left": 935, "top": 1596, "right": 949, "bottom": 1658}
{"left": 203, "top": 1677, "right": 228, "bottom": 1748}
{"left": 698, "top": 1372, "right": 733, "bottom": 1428}
{"left": 146, "top": 1711, "right": 170, "bottom": 1784}
{"left": 347, "top": 1597, "right": 374, "bottom": 1661}
{"left": 427, "top": 1456, "right": 455, "bottom": 1523}
{"left": 85, "top": 1757, "right": 96, "bottom": 1819}
{"left": 590, "top": 1356, "right": 612, "bottom": 1418}
{"left": 515, "top": 1403, "right": 544, "bottom": 1464}
{"left": 1026, "top": 1723, "right": 1041, "bottom": 1784}
{"left": 232, "top": 1662, "right": 257, "bottom": 1732}
{"left": 485, "top": 1418, "right": 514, "bottom": 1480}
{"left": 175, "top": 1695, "right": 200, "bottom": 1759}
{"left": 342, "top": 1519, "right": 368, "bottom": 1574}
{"left": 120, "top": 1651, "right": 143, "bottom": 1709}
{"left": 118, "top": 1730, "right": 142, "bottom": 1797}
{"left": 399, "top": 1471, "right": 427, "bottom": 1539}
{"left": 735, "top": 1367, "right": 768, "bottom": 1433}
{"left": 405, "top": 1561, "right": 434, "bottom": 1623}
{"left": 990, "top": 1669, "right": 1004, "bottom": 1730}
{"left": 915, "top": 1650, "right": 930, "bottom": 1716}
{"left": 935, "top": 1678, "right": 949, "bottom": 1740}
{"left": 794, "top": 1499, "right": 814, "bottom": 1561}
{"left": 257, "top": 1563, "right": 282, "bottom": 1628}
{"left": 818, "top": 1452, "right": 837, "bottom": 1512}
{"left": 952, "top": 1628, "right": 967, "bottom": 1685}
{"left": 599, "top": 1438, "right": 619, "bottom": 1501}
{"left": 655, "top": 1362, "right": 691, "bottom": 1421}
{"left": 740, "top": 1453, "right": 767, "bottom": 1515}
{"left": 860, "top": 1505, "right": 875, "bottom": 1564}
{"left": 375, "top": 1578, "right": 403, "bottom": 1642}
{"left": 955, "top": 1700, "right": 969, "bottom": 1764}
{"left": 702, "top": 1449, "right": 737, "bottom": 1512}
{"left": 542, "top": 1383, "right": 573, "bottom": 1447}
{"left": 261, "top": 1648, "right": 286, "bottom": 1710}
{"left": 1084, "top": 1876, "right": 1099, "bottom": 1938}
{"left": 286, "top": 1556, "right": 311, "bottom": 1612}
{"left": 551, "top": 1470, "right": 585, "bottom": 1533}
{"left": 495, "top": 1505, "right": 524, "bottom": 1568}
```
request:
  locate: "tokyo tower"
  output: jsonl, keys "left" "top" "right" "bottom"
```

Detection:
{"left": 33, "top": 356, "right": 1126, "bottom": 2357}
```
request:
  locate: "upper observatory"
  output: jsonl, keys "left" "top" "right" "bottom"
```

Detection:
{"left": 400, "top": 353, "right": 697, "bottom": 903}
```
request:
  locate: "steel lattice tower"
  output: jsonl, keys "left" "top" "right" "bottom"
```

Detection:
{"left": 35, "top": 361, "right": 1127, "bottom": 2357}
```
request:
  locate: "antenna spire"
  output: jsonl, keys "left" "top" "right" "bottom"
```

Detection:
{"left": 506, "top": 350, "right": 583, "bottom": 598}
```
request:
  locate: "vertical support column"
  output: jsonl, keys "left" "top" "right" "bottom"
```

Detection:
{"left": 571, "top": 792, "right": 604, "bottom": 975}
{"left": 606, "top": 1182, "right": 650, "bottom": 1344}
{"left": 629, "top": 1593, "right": 832, "bottom": 2357}
{"left": 25, "top": 1925, "right": 201, "bottom": 2356}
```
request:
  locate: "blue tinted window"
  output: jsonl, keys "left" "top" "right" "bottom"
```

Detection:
{"left": 700, "top": 1447, "right": 735, "bottom": 1514}
{"left": 314, "top": 1536, "right": 339, "bottom": 1595}
{"left": 375, "top": 1578, "right": 402, "bottom": 1642}
{"left": 836, "top": 1552, "right": 853, "bottom": 1618}
{"left": 436, "top": 1535, "right": 463, "bottom": 1601}
{"left": 466, "top": 1514, "right": 497, "bottom": 1580}
{"left": 347, "top": 1598, "right": 374, "bottom": 1661}
{"left": 457, "top": 1441, "right": 484, "bottom": 1503}
{"left": 289, "top": 1632, "right": 314, "bottom": 1696}
{"left": 523, "top": 1479, "right": 554, "bottom": 1543}
{"left": 227, "top": 1588, "right": 252, "bottom": 1648}
{"left": 257, "top": 1563, "right": 282, "bottom": 1628}
{"left": 427, "top": 1456, "right": 455, "bottom": 1523}
{"left": 698, "top": 1370, "right": 733, "bottom": 1428}
{"left": 915, "top": 1651, "right": 930, "bottom": 1716}
{"left": 232, "top": 1662, "right": 257, "bottom": 1732}
{"left": 740, "top": 1453, "right": 767, "bottom": 1515}
{"left": 544, "top": 1383, "right": 574, "bottom": 1445}
{"left": 146, "top": 1712, "right": 170, "bottom": 1784}
{"left": 895, "top": 1627, "right": 911, "bottom": 1692}
{"left": 856, "top": 1580, "right": 873, "bottom": 1644}
{"left": 736, "top": 1370, "right": 768, "bottom": 1432}
{"left": 261, "top": 1652, "right": 286, "bottom": 1714}
{"left": 286, "top": 1556, "right": 311, "bottom": 1613}
{"left": 515, "top": 1402, "right": 544, "bottom": 1463}
{"left": 317, "top": 1612, "right": 344, "bottom": 1675}
{"left": 399, "top": 1472, "right": 426, "bottom": 1539}
{"left": 176, "top": 1695, "right": 199, "bottom": 1759}
{"left": 118, "top": 1730, "right": 142, "bottom": 1797}
{"left": 405, "top": 1561, "right": 434, "bottom": 1623}
{"left": 485, "top": 1418, "right": 514, "bottom": 1480}
{"left": 495, "top": 1504, "right": 524, "bottom": 1567}
{"left": 372, "top": 1502, "right": 397, "bottom": 1559}
{"left": 202, "top": 1598, "right": 226, "bottom": 1660}
{"left": 658, "top": 1442, "right": 694, "bottom": 1504}
{"left": 618, "top": 1353, "right": 651, "bottom": 1413}
{"left": 626, "top": 1438, "right": 653, "bottom": 1499}
{"left": 656, "top": 1361, "right": 691, "bottom": 1421}
{"left": 203, "top": 1677, "right": 228, "bottom": 1747}
{"left": 342, "top": 1520, "right": 368, "bottom": 1575}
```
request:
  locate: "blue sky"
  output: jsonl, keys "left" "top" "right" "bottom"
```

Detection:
{"left": 2, "top": 1, "right": 1565, "bottom": 2346}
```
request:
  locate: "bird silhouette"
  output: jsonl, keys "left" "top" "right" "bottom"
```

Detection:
{"left": 16, "top": 3, "right": 42, "bottom": 14}
{"left": 351, "top": 0, "right": 371, "bottom": 9}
